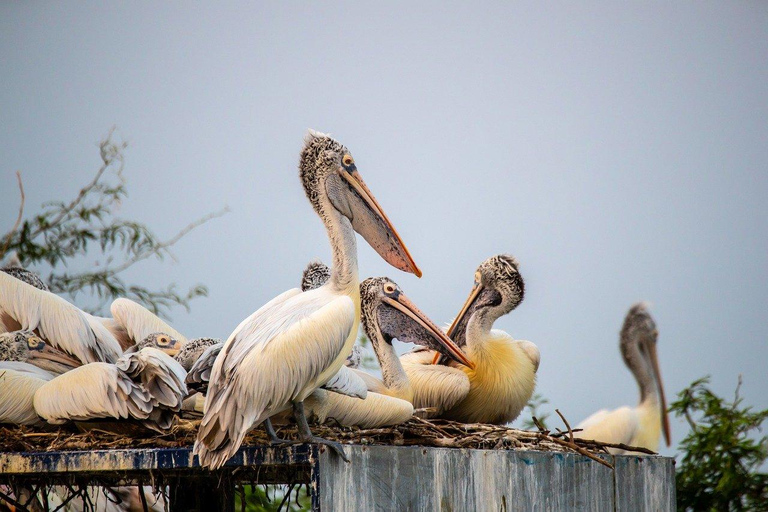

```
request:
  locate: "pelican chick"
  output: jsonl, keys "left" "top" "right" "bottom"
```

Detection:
{"left": 0, "top": 331, "right": 56, "bottom": 425}
{"left": 402, "top": 254, "right": 539, "bottom": 424}
{"left": 574, "top": 303, "right": 670, "bottom": 453}
{"left": 195, "top": 131, "right": 421, "bottom": 469}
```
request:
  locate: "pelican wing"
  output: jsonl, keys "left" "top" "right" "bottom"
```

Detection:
{"left": 0, "top": 361, "right": 55, "bottom": 381}
{"left": 0, "top": 272, "right": 122, "bottom": 364}
{"left": 33, "top": 363, "right": 153, "bottom": 424}
{"left": 110, "top": 298, "right": 188, "bottom": 347}
{"left": 304, "top": 389, "right": 413, "bottom": 428}
{"left": 116, "top": 347, "right": 187, "bottom": 410}
{"left": 574, "top": 406, "right": 639, "bottom": 447}
{"left": 0, "top": 368, "right": 48, "bottom": 425}
{"left": 321, "top": 365, "right": 368, "bottom": 399}
{"left": 195, "top": 288, "right": 354, "bottom": 469}
{"left": 514, "top": 339, "right": 541, "bottom": 373}
{"left": 402, "top": 362, "right": 470, "bottom": 414}
{"left": 186, "top": 342, "right": 222, "bottom": 394}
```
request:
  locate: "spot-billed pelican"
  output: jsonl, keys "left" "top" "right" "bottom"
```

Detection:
{"left": 0, "top": 271, "right": 122, "bottom": 366}
{"left": 402, "top": 254, "right": 539, "bottom": 424}
{"left": 97, "top": 298, "right": 189, "bottom": 351}
{"left": 124, "top": 332, "right": 183, "bottom": 357}
{"left": 173, "top": 337, "right": 221, "bottom": 371}
{"left": 574, "top": 303, "right": 670, "bottom": 453}
{"left": 194, "top": 131, "right": 421, "bottom": 469}
{"left": 282, "top": 269, "right": 472, "bottom": 429}
{"left": 0, "top": 331, "right": 55, "bottom": 425}
{"left": 34, "top": 347, "right": 187, "bottom": 432}
{"left": 1, "top": 256, "right": 49, "bottom": 291}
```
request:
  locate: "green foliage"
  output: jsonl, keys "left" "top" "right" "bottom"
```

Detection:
{"left": 671, "top": 376, "right": 768, "bottom": 511}
{"left": 0, "top": 131, "right": 226, "bottom": 316}
{"left": 521, "top": 392, "right": 550, "bottom": 431}
{"left": 235, "top": 484, "right": 310, "bottom": 512}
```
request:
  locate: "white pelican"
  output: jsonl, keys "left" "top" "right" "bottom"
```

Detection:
{"left": 0, "top": 271, "right": 122, "bottom": 367}
{"left": 0, "top": 331, "right": 55, "bottom": 425}
{"left": 194, "top": 131, "right": 421, "bottom": 469}
{"left": 401, "top": 254, "right": 539, "bottom": 424}
{"left": 34, "top": 347, "right": 187, "bottom": 432}
{"left": 574, "top": 303, "right": 671, "bottom": 453}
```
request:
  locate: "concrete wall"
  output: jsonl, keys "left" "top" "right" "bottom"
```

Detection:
{"left": 320, "top": 446, "right": 675, "bottom": 511}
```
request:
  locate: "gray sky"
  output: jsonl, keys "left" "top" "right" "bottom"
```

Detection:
{"left": 2, "top": 2, "right": 767, "bottom": 456}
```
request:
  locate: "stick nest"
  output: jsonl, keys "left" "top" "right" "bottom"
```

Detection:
{"left": 0, "top": 410, "right": 656, "bottom": 470}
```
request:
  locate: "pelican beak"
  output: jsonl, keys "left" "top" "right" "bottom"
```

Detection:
{"left": 163, "top": 340, "right": 181, "bottom": 357}
{"left": 338, "top": 169, "right": 421, "bottom": 277}
{"left": 382, "top": 294, "right": 474, "bottom": 369}
{"left": 29, "top": 345, "right": 81, "bottom": 371}
{"left": 647, "top": 342, "right": 671, "bottom": 446}
{"left": 446, "top": 284, "right": 483, "bottom": 339}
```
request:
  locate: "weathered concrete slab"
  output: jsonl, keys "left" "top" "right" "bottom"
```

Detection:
{"left": 0, "top": 444, "right": 675, "bottom": 511}
{"left": 320, "top": 446, "right": 675, "bottom": 511}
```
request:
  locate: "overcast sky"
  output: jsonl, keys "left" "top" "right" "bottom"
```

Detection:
{"left": 2, "top": 2, "right": 766, "bottom": 457}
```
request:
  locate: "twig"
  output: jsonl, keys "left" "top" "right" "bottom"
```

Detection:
{"left": 104, "top": 207, "right": 229, "bottom": 275}
{"left": 1, "top": 171, "right": 25, "bottom": 259}
{"left": 543, "top": 434, "right": 614, "bottom": 469}
{"left": 555, "top": 409, "right": 574, "bottom": 444}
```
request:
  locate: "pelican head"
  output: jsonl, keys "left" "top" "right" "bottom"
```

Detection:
{"left": 447, "top": 254, "right": 525, "bottom": 346}
{"left": 301, "top": 260, "right": 331, "bottom": 291}
{"left": 125, "top": 332, "right": 182, "bottom": 356}
{"left": 0, "top": 331, "right": 43, "bottom": 362}
{"left": 360, "top": 277, "right": 473, "bottom": 368}
{"left": 0, "top": 330, "right": 80, "bottom": 371}
{"left": 621, "top": 302, "right": 671, "bottom": 447}
{"left": 300, "top": 131, "right": 421, "bottom": 277}
{"left": 174, "top": 337, "right": 222, "bottom": 371}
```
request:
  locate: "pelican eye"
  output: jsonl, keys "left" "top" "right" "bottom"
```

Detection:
{"left": 342, "top": 154, "right": 355, "bottom": 168}
{"left": 383, "top": 283, "right": 397, "bottom": 295}
{"left": 157, "top": 336, "right": 170, "bottom": 346}
{"left": 26, "top": 336, "right": 44, "bottom": 349}
{"left": 474, "top": 271, "right": 482, "bottom": 285}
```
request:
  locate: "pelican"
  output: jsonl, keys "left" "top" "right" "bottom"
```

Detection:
{"left": 1, "top": 255, "right": 49, "bottom": 291}
{"left": 0, "top": 331, "right": 55, "bottom": 425}
{"left": 574, "top": 303, "right": 671, "bottom": 453}
{"left": 283, "top": 269, "right": 472, "bottom": 429}
{"left": 33, "top": 347, "right": 187, "bottom": 431}
{"left": 96, "top": 298, "right": 188, "bottom": 351}
{"left": 173, "top": 337, "right": 221, "bottom": 371}
{"left": 194, "top": 131, "right": 421, "bottom": 469}
{"left": 0, "top": 271, "right": 122, "bottom": 366}
{"left": 401, "top": 254, "right": 539, "bottom": 424}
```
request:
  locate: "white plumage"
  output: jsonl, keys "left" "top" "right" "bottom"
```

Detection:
{"left": 34, "top": 348, "right": 187, "bottom": 431}
{"left": 0, "top": 271, "right": 122, "bottom": 365}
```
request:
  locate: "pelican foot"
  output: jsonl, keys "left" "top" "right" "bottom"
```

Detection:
{"left": 292, "top": 400, "right": 350, "bottom": 463}
{"left": 264, "top": 418, "right": 293, "bottom": 445}
{"left": 302, "top": 435, "right": 350, "bottom": 462}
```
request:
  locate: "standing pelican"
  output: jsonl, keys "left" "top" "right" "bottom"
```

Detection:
{"left": 194, "top": 131, "right": 421, "bottom": 469}
{"left": 402, "top": 255, "right": 539, "bottom": 424}
{"left": 574, "top": 303, "right": 671, "bottom": 453}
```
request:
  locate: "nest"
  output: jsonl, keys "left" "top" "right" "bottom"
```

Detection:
{"left": 0, "top": 410, "right": 655, "bottom": 471}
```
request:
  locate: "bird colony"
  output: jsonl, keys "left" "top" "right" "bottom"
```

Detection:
{"left": 0, "top": 131, "right": 670, "bottom": 477}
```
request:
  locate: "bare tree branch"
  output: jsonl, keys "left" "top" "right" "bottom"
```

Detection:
{"left": 104, "top": 206, "right": 230, "bottom": 276}
{"left": 0, "top": 171, "right": 25, "bottom": 259}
